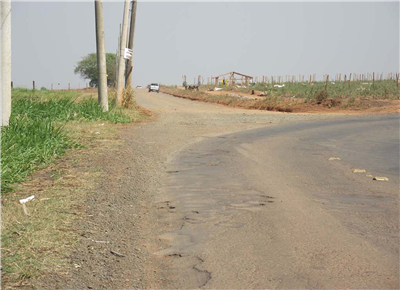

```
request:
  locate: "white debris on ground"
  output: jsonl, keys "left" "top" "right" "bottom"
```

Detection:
{"left": 19, "top": 195, "right": 35, "bottom": 204}
{"left": 273, "top": 84, "right": 285, "bottom": 88}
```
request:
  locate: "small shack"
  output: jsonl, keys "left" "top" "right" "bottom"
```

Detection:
{"left": 212, "top": 71, "right": 254, "bottom": 86}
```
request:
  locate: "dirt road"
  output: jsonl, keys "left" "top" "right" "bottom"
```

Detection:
{"left": 68, "top": 89, "right": 397, "bottom": 289}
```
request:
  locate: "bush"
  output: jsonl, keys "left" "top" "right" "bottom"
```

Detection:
{"left": 314, "top": 91, "right": 329, "bottom": 104}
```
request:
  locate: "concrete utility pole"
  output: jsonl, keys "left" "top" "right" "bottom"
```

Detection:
{"left": 1, "top": 0, "right": 12, "bottom": 126}
{"left": 95, "top": 0, "right": 108, "bottom": 112}
{"left": 125, "top": 0, "right": 137, "bottom": 88}
{"left": 115, "top": 0, "right": 130, "bottom": 106}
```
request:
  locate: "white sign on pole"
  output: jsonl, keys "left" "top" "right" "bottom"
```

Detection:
{"left": 123, "top": 48, "right": 133, "bottom": 59}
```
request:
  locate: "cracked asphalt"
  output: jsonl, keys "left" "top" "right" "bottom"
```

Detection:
{"left": 71, "top": 89, "right": 398, "bottom": 289}
{"left": 134, "top": 90, "right": 399, "bottom": 288}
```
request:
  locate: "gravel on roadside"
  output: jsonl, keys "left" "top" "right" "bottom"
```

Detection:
{"left": 66, "top": 90, "right": 365, "bottom": 289}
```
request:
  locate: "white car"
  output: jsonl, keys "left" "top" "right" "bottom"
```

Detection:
{"left": 149, "top": 83, "right": 160, "bottom": 93}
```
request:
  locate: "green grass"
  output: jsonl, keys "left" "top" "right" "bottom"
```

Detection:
{"left": 1, "top": 89, "right": 132, "bottom": 193}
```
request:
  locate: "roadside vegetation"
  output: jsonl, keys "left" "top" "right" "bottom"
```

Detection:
{"left": 161, "top": 79, "right": 399, "bottom": 113}
{"left": 2, "top": 88, "right": 132, "bottom": 193}
{"left": 213, "top": 79, "right": 399, "bottom": 100}
{"left": 1, "top": 87, "right": 145, "bottom": 288}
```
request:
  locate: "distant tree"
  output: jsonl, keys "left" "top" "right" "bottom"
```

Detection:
{"left": 74, "top": 53, "right": 116, "bottom": 87}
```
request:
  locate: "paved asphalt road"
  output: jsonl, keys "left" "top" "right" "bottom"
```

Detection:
{"left": 154, "top": 107, "right": 399, "bottom": 288}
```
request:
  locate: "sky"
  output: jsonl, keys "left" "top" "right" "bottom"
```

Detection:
{"left": 10, "top": 1, "right": 400, "bottom": 89}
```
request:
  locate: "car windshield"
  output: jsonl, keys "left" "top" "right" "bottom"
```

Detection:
{"left": 151, "top": 83, "right": 159, "bottom": 86}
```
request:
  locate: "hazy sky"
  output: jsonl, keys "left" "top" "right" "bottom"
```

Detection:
{"left": 11, "top": 1, "right": 399, "bottom": 89}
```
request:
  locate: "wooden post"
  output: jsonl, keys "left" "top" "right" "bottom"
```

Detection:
{"left": 325, "top": 74, "right": 329, "bottom": 91}
{"left": 396, "top": 73, "right": 399, "bottom": 88}
{"left": 339, "top": 73, "right": 341, "bottom": 83}
{"left": 11, "top": 81, "right": 13, "bottom": 89}
{"left": 33, "top": 81, "right": 35, "bottom": 91}
{"left": 348, "top": 74, "right": 351, "bottom": 89}
{"left": 68, "top": 83, "right": 71, "bottom": 90}
{"left": 372, "top": 72, "right": 375, "bottom": 89}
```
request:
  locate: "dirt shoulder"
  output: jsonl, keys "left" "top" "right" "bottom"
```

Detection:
{"left": 162, "top": 86, "right": 400, "bottom": 114}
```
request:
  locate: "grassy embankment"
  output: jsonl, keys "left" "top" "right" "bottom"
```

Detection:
{"left": 161, "top": 79, "right": 400, "bottom": 112}
{"left": 1, "top": 88, "right": 145, "bottom": 288}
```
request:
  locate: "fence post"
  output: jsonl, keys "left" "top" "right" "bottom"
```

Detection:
{"left": 11, "top": 81, "right": 13, "bottom": 89}
{"left": 325, "top": 74, "right": 329, "bottom": 91}
{"left": 372, "top": 72, "right": 375, "bottom": 89}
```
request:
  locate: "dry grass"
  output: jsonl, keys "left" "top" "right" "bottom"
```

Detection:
{"left": 1, "top": 91, "right": 149, "bottom": 289}
{"left": 1, "top": 122, "right": 115, "bottom": 289}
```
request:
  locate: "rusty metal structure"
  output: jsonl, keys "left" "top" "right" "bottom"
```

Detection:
{"left": 212, "top": 71, "right": 254, "bottom": 86}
